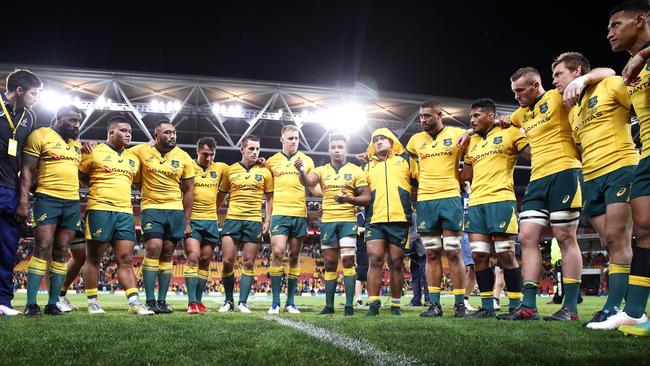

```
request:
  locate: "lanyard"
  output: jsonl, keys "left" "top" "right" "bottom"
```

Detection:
{"left": 0, "top": 101, "right": 25, "bottom": 137}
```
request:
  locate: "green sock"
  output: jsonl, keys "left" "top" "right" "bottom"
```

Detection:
{"left": 454, "top": 293, "right": 464, "bottom": 305}
{"left": 344, "top": 275, "right": 356, "bottom": 307}
{"left": 48, "top": 261, "right": 67, "bottom": 305}
{"left": 325, "top": 280, "right": 337, "bottom": 308}
{"left": 239, "top": 272, "right": 254, "bottom": 304}
{"left": 142, "top": 258, "right": 159, "bottom": 302}
{"left": 185, "top": 277, "right": 198, "bottom": 303}
{"left": 604, "top": 264, "right": 630, "bottom": 312}
{"left": 624, "top": 284, "right": 650, "bottom": 318}
{"left": 26, "top": 272, "right": 43, "bottom": 306}
{"left": 481, "top": 296, "right": 494, "bottom": 311}
{"left": 428, "top": 286, "right": 441, "bottom": 304}
{"left": 522, "top": 281, "right": 539, "bottom": 309}
{"left": 223, "top": 274, "right": 235, "bottom": 302}
{"left": 562, "top": 279, "right": 581, "bottom": 313}
{"left": 157, "top": 271, "right": 172, "bottom": 301}
{"left": 196, "top": 278, "right": 207, "bottom": 303}
{"left": 623, "top": 247, "right": 650, "bottom": 318}
{"left": 48, "top": 272, "right": 66, "bottom": 305}
{"left": 271, "top": 275, "right": 282, "bottom": 304}
{"left": 287, "top": 277, "right": 298, "bottom": 305}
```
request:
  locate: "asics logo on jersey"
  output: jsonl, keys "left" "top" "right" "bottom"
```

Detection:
{"left": 93, "top": 228, "right": 103, "bottom": 237}
{"left": 562, "top": 195, "right": 570, "bottom": 204}
{"left": 616, "top": 187, "right": 627, "bottom": 197}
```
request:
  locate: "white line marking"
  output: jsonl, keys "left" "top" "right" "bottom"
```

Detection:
{"left": 264, "top": 316, "right": 424, "bottom": 366}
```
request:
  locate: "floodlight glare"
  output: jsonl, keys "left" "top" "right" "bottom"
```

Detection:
{"left": 321, "top": 103, "right": 366, "bottom": 133}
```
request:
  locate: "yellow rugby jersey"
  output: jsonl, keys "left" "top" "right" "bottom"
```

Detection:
{"left": 192, "top": 160, "right": 228, "bottom": 220}
{"left": 79, "top": 143, "right": 139, "bottom": 213}
{"left": 23, "top": 127, "right": 81, "bottom": 200}
{"left": 129, "top": 144, "right": 194, "bottom": 210}
{"left": 364, "top": 128, "right": 415, "bottom": 224}
{"left": 266, "top": 151, "right": 314, "bottom": 217}
{"left": 219, "top": 162, "right": 273, "bottom": 222}
{"left": 313, "top": 162, "right": 368, "bottom": 223}
{"left": 406, "top": 127, "right": 464, "bottom": 201}
{"left": 464, "top": 126, "right": 528, "bottom": 206}
{"left": 510, "top": 89, "right": 581, "bottom": 181}
{"left": 569, "top": 76, "right": 639, "bottom": 181}
{"left": 627, "top": 57, "right": 650, "bottom": 159}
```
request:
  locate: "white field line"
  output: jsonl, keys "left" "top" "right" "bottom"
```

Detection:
{"left": 263, "top": 316, "right": 425, "bottom": 366}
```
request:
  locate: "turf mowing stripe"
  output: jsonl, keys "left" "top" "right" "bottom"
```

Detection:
{"left": 264, "top": 316, "right": 424, "bottom": 366}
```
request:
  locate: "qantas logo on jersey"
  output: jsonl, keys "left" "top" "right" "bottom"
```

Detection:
{"left": 322, "top": 183, "right": 349, "bottom": 191}
{"left": 103, "top": 166, "right": 135, "bottom": 175}
{"left": 273, "top": 171, "right": 298, "bottom": 177}
{"left": 468, "top": 148, "right": 505, "bottom": 163}
{"left": 47, "top": 153, "right": 80, "bottom": 163}
{"left": 230, "top": 182, "right": 261, "bottom": 190}
{"left": 522, "top": 115, "right": 551, "bottom": 135}
{"left": 573, "top": 111, "right": 604, "bottom": 132}
{"left": 628, "top": 79, "right": 650, "bottom": 96}
{"left": 418, "top": 151, "right": 453, "bottom": 160}
{"left": 145, "top": 166, "right": 177, "bottom": 177}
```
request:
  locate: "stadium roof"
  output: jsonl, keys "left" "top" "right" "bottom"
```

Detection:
{"left": 0, "top": 64, "right": 531, "bottom": 175}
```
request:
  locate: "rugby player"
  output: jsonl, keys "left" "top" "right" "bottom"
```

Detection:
{"left": 130, "top": 120, "right": 194, "bottom": 314}
{"left": 217, "top": 135, "right": 273, "bottom": 313}
{"left": 295, "top": 133, "right": 370, "bottom": 316}
{"left": 363, "top": 128, "right": 416, "bottom": 316}
{"left": 0, "top": 69, "right": 40, "bottom": 316}
{"left": 608, "top": 0, "right": 650, "bottom": 336}
{"left": 552, "top": 51, "right": 645, "bottom": 329}
{"left": 79, "top": 115, "right": 153, "bottom": 315}
{"left": 17, "top": 105, "right": 83, "bottom": 316}
{"left": 265, "top": 125, "right": 315, "bottom": 314}
{"left": 406, "top": 99, "right": 468, "bottom": 318}
{"left": 184, "top": 137, "right": 227, "bottom": 314}
{"left": 460, "top": 98, "right": 530, "bottom": 319}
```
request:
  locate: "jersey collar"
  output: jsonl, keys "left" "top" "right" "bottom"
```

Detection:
{"left": 329, "top": 161, "right": 348, "bottom": 174}
{"left": 426, "top": 125, "right": 446, "bottom": 140}
{"left": 478, "top": 126, "right": 496, "bottom": 139}
{"left": 105, "top": 142, "right": 124, "bottom": 155}
{"left": 281, "top": 151, "right": 297, "bottom": 160}
{"left": 239, "top": 161, "right": 256, "bottom": 172}
{"left": 529, "top": 91, "right": 547, "bottom": 113}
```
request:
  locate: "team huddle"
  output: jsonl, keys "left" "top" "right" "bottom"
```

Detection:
{"left": 0, "top": 0, "right": 649, "bottom": 337}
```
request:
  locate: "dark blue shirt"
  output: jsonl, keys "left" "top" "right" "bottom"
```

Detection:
{"left": 0, "top": 93, "right": 36, "bottom": 189}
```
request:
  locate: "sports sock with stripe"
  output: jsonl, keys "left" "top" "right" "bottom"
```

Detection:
{"left": 503, "top": 266, "right": 522, "bottom": 309}
{"left": 184, "top": 265, "right": 198, "bottom": 303}
{"left": 269, "top": 266, "right": 283, "bottom": 305}
{"left": 343, "top": 267, "right": 356, "bottom": 307}
{"left": 286, "top": 266, "right": 300, "bottom": 306}
{"left": 222, "top": 271, "right": 235, "bottom": 303}
{"left": 196, "top": 269, "right": 209, "bottom": 303}
{"left": 26, "top": 257, "right": 47, "bottom": 306}
{"left": 157, "top": 261, "right": 173, "bottom": 302}
{"left": 604, "top": 263, "right": 631, "bottom": 312}
{"left": 239, "top": 269, "right": 255, "bottom": 304}
{"left": 475, "top": 268, "right": 495, "bottom": 311}
{"left": 142, "top": 257, "right": 159, "bottom": 301}
{"left": 48, "top": 261, "right": 67, "bottom": 305}
{"left": 324, "top": 271, "right": 338, "bottom": 309}
{"left": 624, "top": 247, "right": 650, "bottom": 318}
{"left": 562, "top": 277, "right": 581, "bottom": 313}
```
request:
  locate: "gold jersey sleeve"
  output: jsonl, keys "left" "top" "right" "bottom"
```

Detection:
{"left": 464, "top": 126, "right": 527, "bottom": 206}
{"left": 510, "top": 89, "right": 581, "bottom": 181}
{"left": 406, "top": 127, "right": 464, "bottom": 201}
{"left": 191, "top": 160, "right": 228, "bottom": 220}
{"left": 129, "top": 144, "right": 194, "bottom": 210}
{"left": 23, "top": 127, "right": 81, "bottom": 200}
{"left": 79, "top": 143, "right": 139, "bottom": 213}
{"left": 220, "top": 163, "right": 273, "bottom": 222}
{"left": 569, "top": 76, "right": 639, "bottom": 181}
{"left": 628, "top": 61, "right": 650, "bottom": 159}
{"left": 313, "top": 162, "right": 368, "bottom": 223}
{"left": 267, "top": 151, "right": 314, "bottom": 217}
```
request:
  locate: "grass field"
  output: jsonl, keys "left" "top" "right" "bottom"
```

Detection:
{"left": 1, "top": 293, "right": 649, "bottom": 366}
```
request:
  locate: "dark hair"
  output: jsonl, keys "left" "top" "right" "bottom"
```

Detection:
{"left": 6, "top": 69, "right": 42, "bottom": 92}
{"left": 328, "top": 133, "right": 348, "bottom": 144}
{"left": 420, "top": 98, "right": 442, "bottom": 109}
{"left": 470, "top": 98, "right": 496, "bottom": 114}
{"left": 154, "top": 119, "right": 173, "bottom": 131}
{"left": 610, "top": 0, "right": 650, "bottom": 16}
{"left": 552, "top": 52, "right": 591, "bottom": 75}
{"left": 241, "top": 134, "right": 260, "bottom": 147}
{"left": 510, "top": 67, "right": 540, "bottom": 83}
{"left": 107, "top": 115, "right": 130, "bottom": 130}
{"left": 197, "top": 136, "right": 217, "bottom": 150}
{"left": 56, "top": 104, "right": 81, "bottom": 117}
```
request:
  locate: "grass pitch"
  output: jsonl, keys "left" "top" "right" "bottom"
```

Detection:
{"left": 1, "top": 293, "right": 649, "bottom": 366}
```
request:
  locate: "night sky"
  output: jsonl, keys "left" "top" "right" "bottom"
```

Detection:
{"left": 2, "top": 1, "right": 632, "bottom": 103}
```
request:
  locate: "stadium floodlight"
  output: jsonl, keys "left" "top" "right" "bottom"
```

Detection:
{"left": 211, "top": 103, "right": 243, "bottom": 118}
{"left": 40, "top": 90, "right": 81, "bottom": 112}
{"left": 150, "top": 99, "right": 182, "bottom": 114}
{"left": 320, "top": 103, "right": 366, "bottom": 133}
